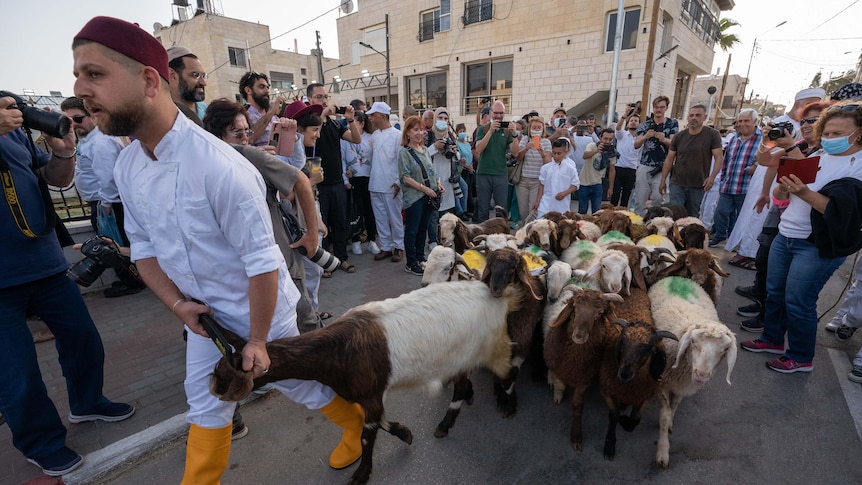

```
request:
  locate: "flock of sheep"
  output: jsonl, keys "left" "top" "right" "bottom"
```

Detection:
{"left": 209, "top": 204, "right": 738, "bottom": 485}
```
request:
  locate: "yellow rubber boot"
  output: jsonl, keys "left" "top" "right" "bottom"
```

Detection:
{"left": 319, "top": 395, "right": 365, "bottom": 469}
{"left": 180, "top": 423, "right": 232, "bottom": 485}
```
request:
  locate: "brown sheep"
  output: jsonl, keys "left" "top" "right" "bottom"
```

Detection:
{"left": 597, "top": 210, "right": 633, "bottom": 237}
{"left": 555, "top": 218, "right": 584, "bottom": 255}
{"left": 481, "top": 247, "right": 546, "bottom": 417}
{"left": 656, "top": 249, "right": 731, "bottom": 304}
{"left": 680, "top": 223, "right": 709, "bottom": 249}
{"left": 542, "top": 211, "right": 567, "bottom": 224}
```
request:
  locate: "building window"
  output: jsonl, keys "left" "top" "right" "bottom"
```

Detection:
{"left": 464, "top": 0, "right": 492, "bottom": 26}
{"left": 362, "top": 25, "right": 386, "bottom": 56}
{"left": 270, "top": 71, "right": 295, "bottom": 91}
{"left": 228, "top": 46, "right": 247, "bottom": 69}
{"left": 463, "top": 58, "right": 512, "bottom": 114}
{"left": 301, "top": 68, "right": 307, "bottom": 75}
{"left": 407, "top": 72, "right": 447, "bottom": 110}
{"left": 419, "top": 1, "right": 451, "bottom": 43}
{"left": 302, "top": 78, "right": 307, "bottom": 85}
{"left": 680, "top": 0, "right": 720, "bottom": 45}
{"left": 605, "top": 9, "right": 640, "bottom": 52}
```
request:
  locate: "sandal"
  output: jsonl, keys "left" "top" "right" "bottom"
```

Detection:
{"left": 728, "top": 256, "right": 756, "bottom": 270}
{"left": 316, "top": 311, "right": 333, "bottom": 320}
{"left": 339, "top": 261, "right": 356, "bottom": 273}
{"left": 322, "top": 270, "right": 333, "bottom": 278}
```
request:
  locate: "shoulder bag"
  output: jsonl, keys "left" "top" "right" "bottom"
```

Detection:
{"left": 406, "top": 147, "right": 441, "bottom": 210}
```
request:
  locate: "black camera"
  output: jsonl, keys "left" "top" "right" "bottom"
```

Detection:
{"left": 443, "top": 139, "right": 460, "bottom": 160}
{"left": 0, "top": 91, "right": 70, "bottom": 138}
{"left": 68, "top": 236, "right": 142, "bottom": 287}
{"left": 648, "top": 164, "right": 664, "bottom": 177}
{"left": 601, "top": 143, "right": 614, "bottom": 152}
{"left": 768, "top": 121, "right": 794, "bottom": 141}
{"left": 280, "top": 204, "right": 341, "bottom": 273}
{"left": 335, "top": 106, "right": 347, "bottom": 115}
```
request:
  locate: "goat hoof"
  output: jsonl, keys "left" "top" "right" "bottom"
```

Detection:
{"left": 570, "top": 441, "right": 583, "bottom": 452}
{"left": 433, "top": 427, "right": 449, "bottom": 438}
{"left": 347, "top": 472, "right": 370, "bottom": 485}
{"left": 603, "top": 450, "right": 616, "bottom": 461}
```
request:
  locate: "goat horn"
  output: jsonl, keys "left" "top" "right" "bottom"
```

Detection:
{"left": 454, "top": 252, "right": 467, "bottom": 266}
{"left": 473, "top": 235, "right": 487, "bottom": 243}
{"left": 656, "top": 330, "right": 679, "bottom": 341}
{"left": 613, "top": 318, "right": 630, "bottom": 327}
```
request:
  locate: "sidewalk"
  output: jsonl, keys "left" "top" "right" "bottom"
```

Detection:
{"left": 3, "top": 242, "right": 862, "bottom": 484}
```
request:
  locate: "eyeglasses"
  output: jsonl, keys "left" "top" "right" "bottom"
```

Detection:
{"left": 312, "top": 94, "right": 330, "bottom": 100}
{"left": 70, "top": 115, "right": 88, "bottom": 124}
{"left": 189, "top": 72, "right": 208, "bottom": 81}
{"left": 827, "top": 104, "right": 861, "bottom": 114}
{"left": 226, "top": 129, "right": 254, "bottom": 139}
{"left": 799, "top": 117, "right": 819, "bottom": 126}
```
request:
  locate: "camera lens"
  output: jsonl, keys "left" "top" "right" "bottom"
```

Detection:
{"left": 308, "top": 247, "right": 340, "bottom": 273}
{"left": 67, "top": 258, "right": 105, "bottom": 287}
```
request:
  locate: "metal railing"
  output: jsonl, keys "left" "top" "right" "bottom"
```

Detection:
{"left": 463, "top": 0, "right": 493, "bottom": 26}
{"left": 419, "top": 18, "right": 438, "bottom": 42}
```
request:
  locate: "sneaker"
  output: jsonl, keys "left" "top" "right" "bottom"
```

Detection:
{"left": 836, "top": 324, "right": 858, "bottom": 342}
{"left": 740, "top": 317, "right": 765, "bottom": 333}
{"left": 849, "top": 365, "right": 862, "bottom": 383}
{"left": 69, "top": 401, "right": 135, "bottom": 423}
{"left": 825, "top": 314, "right": 843, "bottom": 332}
{"left": 373, "top": 250, "right": 392, "bottom": 261}
{"left": 734, "top": 285, "right": 762, "bottom": 301}
{"left": 708, "top": 237, "right": 726, "bottom": 248}
{"left": 766, "top": 356, "right": 813, "bottom": 374}
{"left": 405, "top": 263, "right": 424, "bottom": 276}
{"left": 368, "top": 241, "right": 381, "bottom": 255}
{"left": 104, "top": 284, "right": 144, "bottom": 298}
{"left": 253, "top": 383, "right": 274, "bottom": 395}
{"left": 429, "top": 242, "right": 438, "bottom": 251}
{"left": 737, "top": 302, "right": 761, "bottom": 318}
{"left": 351, "top": 241, "right": 363, "bottom": 255}
{"left": 391, "top": 248, "right": 404, "bottom": 262}
{"left": 27, "top": 446, "right": 83, "bottom": 477}
{"left": 740, "top": 339, "right": 784, "bottom": 354}
{"left": 231, "top": 420, "right": 249, "bottom": 441}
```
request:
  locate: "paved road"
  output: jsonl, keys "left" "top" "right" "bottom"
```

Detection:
{"left": 4, "top": 240, "right": 862, "bottom": 484}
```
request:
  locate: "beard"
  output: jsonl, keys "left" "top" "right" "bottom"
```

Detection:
{"left": 86, "top": 98, "right": 146, "bottom": 137}
{"left": 252, "top": 92, "right": 270, "bottom": 111}
{"left": 179, "top": 77, "right": 205, "bottom": 103}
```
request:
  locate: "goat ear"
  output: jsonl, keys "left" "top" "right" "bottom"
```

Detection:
{"left": 725, "top": 333, "right": 737, "bottom": 385}
{"left": 672, "top": 327, "right": 694, "bottom": 368}
{"left": 650, "top": 348, "right": 668, "bottom": 380}
{"left": 586, "top": 262, "right": 602, "bottom": 278}
{"left": 518, "top": 261, "right": 544, "bottom": 300}
{"left": 622, "top": 265, "right": 632, "bottom": 296}
{"left": 671, "top": 224, "right": 685, "bottom": 250}
{"left": 709, "top": 258, "right": 732, "bottom": 278}
{"left": 549, "top": 300, "right": 574, "bottom": 328}
{"left": 657, "top": 251, "right": 687, "bottom": 278}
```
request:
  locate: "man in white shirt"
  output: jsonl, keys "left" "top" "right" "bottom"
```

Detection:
{"left": 570, "top": 121, "right": 594, "bottom": 172}
{"left": 72, "top": 16, "right": 363, "bottom": 483}
{"left": 610, "top": 108, "right": 642, "bottom": 207}
{"left": 366, "top": 102, "right": 405, "bottom": 261}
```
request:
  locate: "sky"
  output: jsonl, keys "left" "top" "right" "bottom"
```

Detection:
{"left": 2, "top": 0, "right": 860, "bottom": 106}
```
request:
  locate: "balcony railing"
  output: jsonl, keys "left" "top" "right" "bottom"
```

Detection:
{"left": 419, "top": 18, "right": 438, "bottom": 42}
{"left": 680, "top": 0, "right": 720, "bottom": 45}
{"left": 463, "top": 0, "right": 493, "bottom": 26}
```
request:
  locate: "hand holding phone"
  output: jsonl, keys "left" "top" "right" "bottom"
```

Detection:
{"left": 778, "top": 156, "right": 820, "bottom": 184}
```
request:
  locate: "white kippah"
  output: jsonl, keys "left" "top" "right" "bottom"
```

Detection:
{"left": 795, "top": 88, "right": 826, "bottom": 101}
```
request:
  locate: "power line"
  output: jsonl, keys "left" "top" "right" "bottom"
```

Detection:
{"left": 799, "top": 0, "right": 860, "bottom": 38}
{"left": 761, "top": 37, "right": 862, "bottom": 42}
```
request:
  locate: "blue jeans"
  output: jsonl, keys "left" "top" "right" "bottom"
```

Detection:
{"left": 577, "top": 184, "right": 603, "bottom": 214}
{"left": 0, "top": 272, "right": 110, "bottom": 461}
{"left": 669, "top": 183, "right": 705, "bottom": 218}
{"left": 404, "top": 198, "right": 433, "bottom": 266}
{"left": 761, "top": 235, "right": 844, "bottom": 362}
{"left": 454, "top": 176, "right": 468, "bottom": 214}
{"left": 711, "top": 193, "right": 746, "bottom": 240}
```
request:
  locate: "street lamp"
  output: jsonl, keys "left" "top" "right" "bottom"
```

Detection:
{"left": 322, "top": 62, "right": 349, "bottom": 78}
{"left": 738, "top": 20, "right": 787, "bottom": 114}
{"left": 358, "top": 15, "right": 391, "bottom": 106}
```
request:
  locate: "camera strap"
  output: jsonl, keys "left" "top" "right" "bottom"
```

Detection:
{"left": 0, "top": 134, "right": 56, "bottom": 238}
{"left": 406, "top": 147, "right": 434, "bottom": 190}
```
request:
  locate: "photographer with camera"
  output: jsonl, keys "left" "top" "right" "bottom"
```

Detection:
{"left": 425, "top": 108, "right": 461, "bottom": 249}
{"left": 609, "top": 103, "right": 642, "bottom": 206}
{"left": 634, "top": 95, "right": 679, "bottom": 215}
{"left": 0, "top": 93, "right": 135, "bottom": 476}
{"left": 474, "top": 101, "right": 521, "bottom": 222}
{"left": 579, "top": 129, "right": 618, "bottom": 214}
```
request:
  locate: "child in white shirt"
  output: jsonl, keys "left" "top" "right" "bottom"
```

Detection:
{"left": 534, "top": 139, "right": 580, "bottom": 218}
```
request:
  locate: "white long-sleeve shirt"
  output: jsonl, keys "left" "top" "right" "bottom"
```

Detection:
{"left": 538, "top": 158, "right": 580, "bottom": 218}
{"left": 369, "top": 127, "right": 403, "bottom": 193}
{"left": 114, "top": 112, "right": 299, "bottom": 336}
{"left": 75, "top": 126, "right": 123, "bottom": 204}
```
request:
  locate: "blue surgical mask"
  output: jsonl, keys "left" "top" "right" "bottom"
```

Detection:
{"left": 435, "top": 121, "right": 448, "bottom": 131}
{"left": 514, "top": 131, "right": 521, "bottom": 137}
{"left": 821, "top": 129, "right": 859, "bottom": 155}
{"left": 458, "top": 132, "right": 467, "bottom": 140}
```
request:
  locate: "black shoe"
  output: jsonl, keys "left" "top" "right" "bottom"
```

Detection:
{"left": 232, "top": 419, "right": 249, "bottom": 441}
{"left": 740, "top": 317, "right": 765, "bottom": 333}
{"left": 405, "top": 263, "right": 424, "bottom": 276}
{"left": 737, "top": 302, "right": 761, "bottom": 318}
{"left": 836, "top": 325, "right": 858, "bottom": 342}
{"left": 104, "top": 284, "right": 144, "bottom": 298}
{"left": 734, "top": 285, "right": 762, "bottom": 301}
{"left": 69, "top": 401, "right": 135, "bottom": 423}
{"left": 27, "top": 446, "right": 83, "bottom": 477}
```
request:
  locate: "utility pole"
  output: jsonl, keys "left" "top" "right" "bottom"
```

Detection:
{"left": 641, "top": 0, "right": 661, "bottom": 112}
{"left": 385, "top": 14, "right": 391, "bottom": 105}
{"left": 713, "top": 54, "right": 731, "bottom": 126}
{"left": 607, "top": 0, "right": 625, "bottom": 128}
{"left": 315, "top": 30, "right": 324, "bottom": 83}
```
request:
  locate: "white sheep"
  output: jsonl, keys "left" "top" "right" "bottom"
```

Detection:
{"left": 648, "top": 276, "right": 738, "bottom": 469}
{"left": 210, "top": 281, "right": 521, "bottom": 485}
{"left": 474, "top": 233, "right": 519, "bottom": 251}
{"left": 576, "top": 220, "right": 602, "bottom": 242}
{"left": 545, "top": 260, "right": 575, "bottom": 301}
{"left": 596, "top": 230, "right": 634, "bottom": 248}
{"left": 562, "top": 241, "right": 631, "bottom": 295}
{"left": 421, "top": 246, "right": 479, "bottom": 287}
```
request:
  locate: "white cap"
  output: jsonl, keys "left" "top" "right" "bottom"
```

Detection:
{"left": 366, "top": 101, "right": 391, "bottom": 116}
{"left": 795, "top": 88, "right": 825, "bottom": 101}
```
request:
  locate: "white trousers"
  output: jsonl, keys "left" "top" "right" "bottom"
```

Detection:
{"left": 370, "top": 190, "right": 404, "bottom": 252}
{"left": 633, "top": 164, "right": 666, "bottom": 215}
{"left": 184, "top": 308, "right": 334, "bottom": 428}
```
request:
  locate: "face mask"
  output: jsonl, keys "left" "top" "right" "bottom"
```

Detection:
{"left": 530, "top": 130, "right": 542, "bottom": 136}
{"left": 514, "top": 131, "right": 521, "bottom": 137}
{"left": 435, "top": 121, "right": 448, "bottom": 131}
{"left": 458, "top": 132, "right": 467, "bottom": 140}
{"left": 821, "top": 129, "right": 858, "bottom": 155}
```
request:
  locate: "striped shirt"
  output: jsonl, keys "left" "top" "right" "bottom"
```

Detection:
{"left": 719, "top": 128, "right": 761, "bottom": 195}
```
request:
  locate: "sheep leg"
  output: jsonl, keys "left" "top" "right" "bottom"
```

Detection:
{"left": 656, "top": 391, "right": 682, "bottom": 469}
{"left": 529, "top": 324, "right": 548, "bottom": 383}
{"left": 602, "top": 399, "right": 621, "bottom": 461}
{"left": 348, "top": 424, "right": 378, "bottom": 485}
{"left": 619, "top": 401, "right": 647, "bottom": 432}
{"left": 494, "top": 365, "right": 520, "bottom": 418}
{"left": 550, "top": 372, "right": 566, "bottom": 404}
{"left": 569, "top": 384, "right": 589, "bottom": 451}
{"left": 434, "top": 374, "right": 474, "bottom": 438}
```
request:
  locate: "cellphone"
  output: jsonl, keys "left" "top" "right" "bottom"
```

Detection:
{"left": 778, "top": 156, "right": 820, "bottom": 184}
{"left": 499, "top": 121, "right": 509, "bottom": 129}
{"left": 269, "top": 132, "right": 280, "bottom": 147}
{"left": 481, "top": 96, "right": 491, "bottom": 104}
{"left": 335, "top": 106, "right": 347, "bottom": 115}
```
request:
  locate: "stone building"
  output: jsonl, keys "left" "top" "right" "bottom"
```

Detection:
{"left": 333, "top": 0, "right": 734, "bottom": 127}
{"left": 691, "top": 72, "right": 745, "bottom": 128}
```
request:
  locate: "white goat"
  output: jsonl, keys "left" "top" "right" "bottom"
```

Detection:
{"left": 648, "top": 276, "right": 738, "bottom": 469}
{"left": 514, "top": 219, "right": 558, "bottom": 252}
{"left": 474, "top": 233, "right": 519, "bottom": 251}
{"left": 421, "top": 246, "right": 479, "bottom": 287}
{"left": 576, "top": 220, "right": 602, "bottom": 242}
{"left": 562, "top": 240, "right": 631, "bottom": 295}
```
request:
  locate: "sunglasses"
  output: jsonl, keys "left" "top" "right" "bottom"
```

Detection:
{"left": 799, "top": 117, "right": 818, "bottom": 126}
{"left": 827, "top": 104, "right": 861, "bottom": 114}
{"left": 71, "top": 115, "right": 87, "bottom": 124}
{"left": 226, "top": 129, "right": 254, "bottom": 139}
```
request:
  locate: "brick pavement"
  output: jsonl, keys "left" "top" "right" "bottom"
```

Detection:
{"left": 1, "top": 244, "right": 420, "bottom": 485}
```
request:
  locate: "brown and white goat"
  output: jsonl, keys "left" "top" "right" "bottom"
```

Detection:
{"left": 421, "top": 246, "right": 480, "bottom": 287}
{"left": 209, "top": 281, "right": 519, "bottom": 485}
{"left": 439, "top": 207, "right": 510, "bottom": 253}
{"left": 655, "top": 248, "right": 731, "bottom": 304}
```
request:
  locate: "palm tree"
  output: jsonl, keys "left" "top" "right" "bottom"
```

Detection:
{"left": 718, "top": 18, "right": 741, "bottom": 52}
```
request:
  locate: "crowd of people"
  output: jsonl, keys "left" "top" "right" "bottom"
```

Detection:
{"left": 2, "top": 12, "right": 862, "bottom": 482}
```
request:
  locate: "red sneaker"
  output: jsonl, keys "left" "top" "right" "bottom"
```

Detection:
{"left": 766, "top": 356, "right": 813, "bottom": 374}
{"left": 740, "top": 339, "right": 784, "bottom": 354}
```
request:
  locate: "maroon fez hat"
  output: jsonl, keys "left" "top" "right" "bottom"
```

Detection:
{"left": 74, "top": 16, "right": 170, "bottom": 81}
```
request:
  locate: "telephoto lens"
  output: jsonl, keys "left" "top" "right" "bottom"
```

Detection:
{"left": 307, "top": 247, "right": 340, "bottom": 273}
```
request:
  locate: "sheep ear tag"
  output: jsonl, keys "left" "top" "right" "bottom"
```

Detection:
{"left": 462, "top": 249, "right": 487, "bottom": 273}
